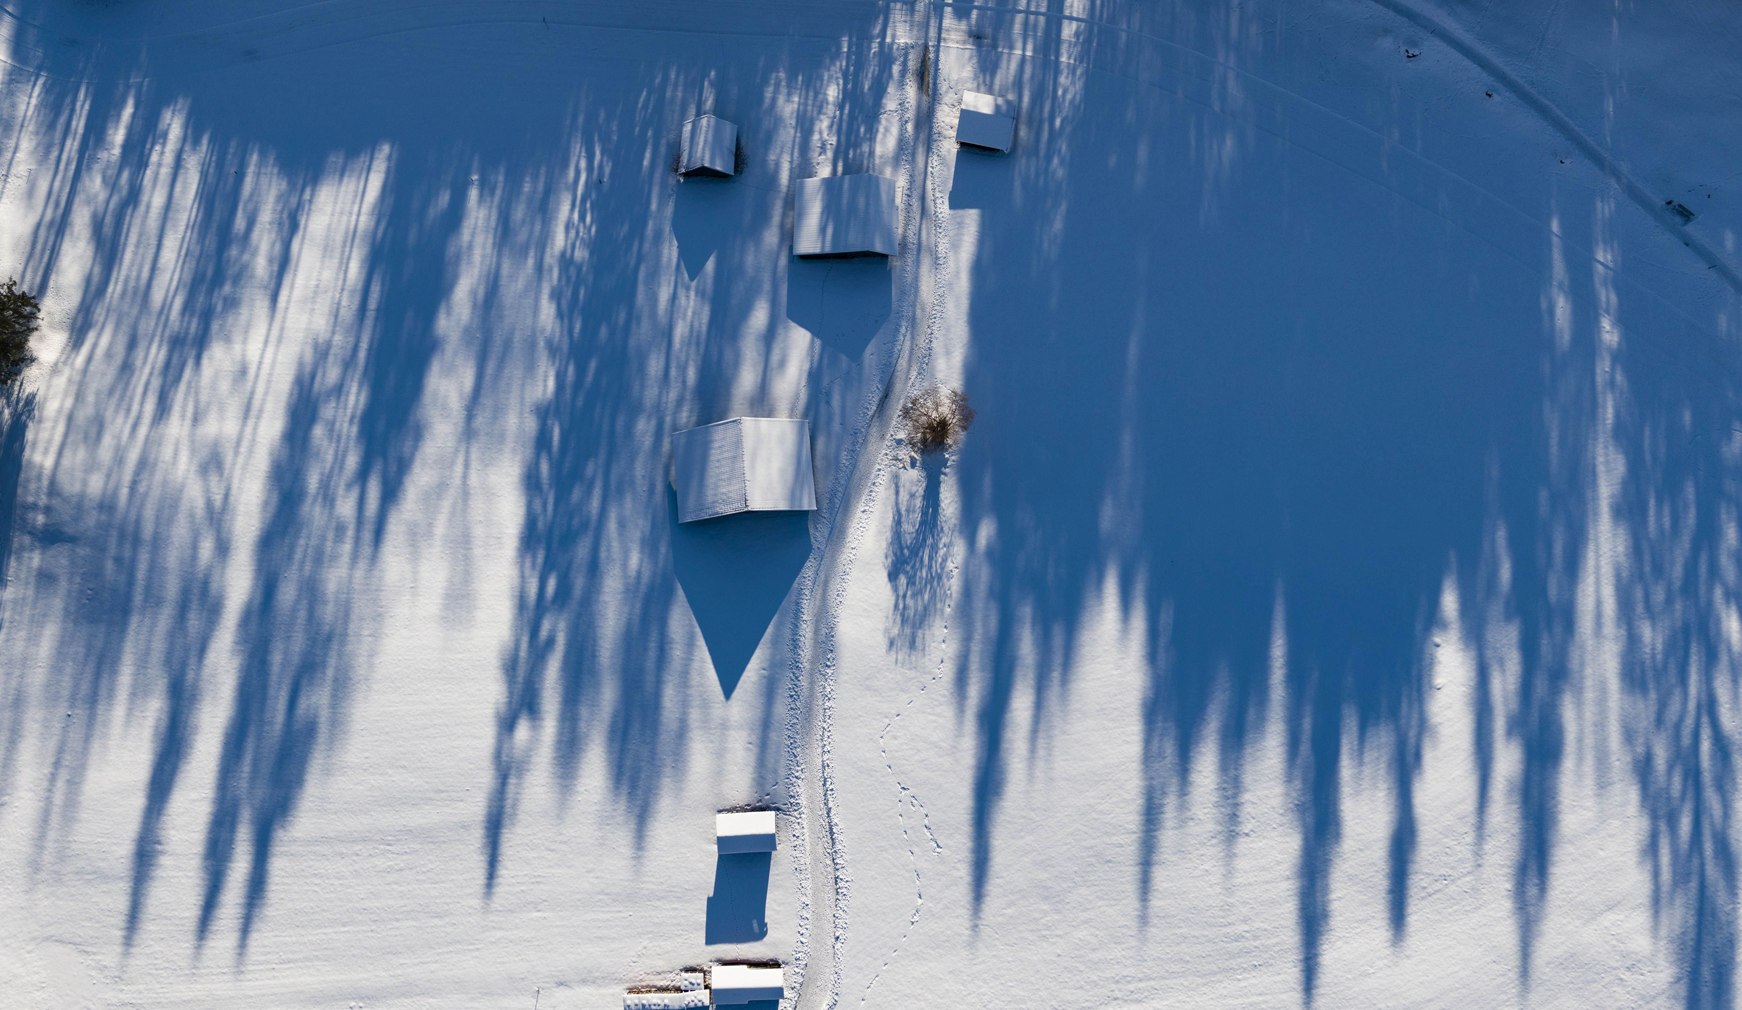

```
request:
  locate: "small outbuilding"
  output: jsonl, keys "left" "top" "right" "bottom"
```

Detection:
{"left": 670, "top": 417, "right": 817, "bottom": 524}
{"left": 680, "top": 115, "right": 738, "bottom": 178}
{"left": 956, "top": 92, "right": 1016, "bottom": 152}
{"left": 792, "top": 174, "right": 898, "bottom": 258}
{"left": 716, "top": 810, "right": 778, "bottom": 854}
{"left": 710, "top": 964, "right": 785, "bottom": 1005}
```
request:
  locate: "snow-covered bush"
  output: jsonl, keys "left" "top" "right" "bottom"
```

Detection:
{"left": 0, "top": 279, "right": 39, "bottom": 385}
{"left": 898, "top": 386, "right": 975, "bottom": 453}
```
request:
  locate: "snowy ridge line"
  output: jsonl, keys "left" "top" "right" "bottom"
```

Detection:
{"left": 782, "top": 38, "right": 930, "bottom": 1010}
{"left": 0, "top": 2, "right": 928, "bottom": 83}
{"left": 939, "top": 1, "right": 1742, "bottom": 324}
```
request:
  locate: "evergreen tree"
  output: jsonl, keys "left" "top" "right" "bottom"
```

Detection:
{"left": 0, "top": 278, "right": 39, "bottom": 385}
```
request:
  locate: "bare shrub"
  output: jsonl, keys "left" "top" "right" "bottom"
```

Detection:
{"left": 898, "top": 386, "right": 975, "bottom": 453}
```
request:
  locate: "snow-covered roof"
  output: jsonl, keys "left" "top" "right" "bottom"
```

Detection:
{"left": 792, "top": 174, "right": 898, "bottom": 257}
{"left": 716, "top": 810, "right": 777, "bottom": 853}
{"left": 670, "top": 418, "right": 817, "bottom": 523}
{"left": 956, "top": 92, "right": 1015, "bottom": 152}
{"left": 710, "top": 964, "right": 785, "bottom": 1004}
{"left": 680, "top": 115, "right": 737, "bottom": 177}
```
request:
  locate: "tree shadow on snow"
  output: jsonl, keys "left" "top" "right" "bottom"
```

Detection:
{"left": 933, "top": 3, "right": 1742, "bottom": 1006}
{"left": 0, "top": 0, "right": 901, "bottom": 951}
{"left": 886, "top": 452, "right": 949, "bottom": 656}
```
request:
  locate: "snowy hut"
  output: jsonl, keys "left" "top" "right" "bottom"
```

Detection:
{"left": 716, "top": 810, "right": 778, "bottom": 854}
{"left": 680, "top": 115, "right": 738, "bottom": 178}
{"left": 710, "top": 964, "right": 785, "bottom": 1005}
{"left": 956, "top": 92, "right": 1015, "bottom": 152}
{"left": 670, "top": 418, "right": 817, "bottom": 523}
{"left": 623, "top": 971, "right": 708, "bottom": 1010}
{"left": 792, "top": 174, "right": 898, "bottom": 257}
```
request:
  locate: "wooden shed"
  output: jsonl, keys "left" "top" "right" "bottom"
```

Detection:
{"left": 680, "top": 115, "right": 738, "bottom": 178}
{"left": 716, "top": 810, "right": 778, "bottom": 854}
{"left": 670, "top": 418, "right": 817, "bottom": 523}
{"left": 956, "top": 92, "right": 1016, "bottom": 152}
{"left": 792, "top": 174, "right": 898, "bottom": 257}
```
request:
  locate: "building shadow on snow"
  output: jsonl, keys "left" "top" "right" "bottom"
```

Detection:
{"left": 673, "top": 172, "right": 740, "bottom": 280}
{"left": 786, "top": 257, "right": 892, "bottom": 363}
{"left": 704, "top": 851, "right": 773, "bottom": 944}
{"left": 671, "top": 494, "right": 814, "bottom": 699}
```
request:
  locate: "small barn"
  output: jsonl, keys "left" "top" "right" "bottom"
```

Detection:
{"left": 679, "top": 115, "right": 738, "bottom": 178}
{"left": 670, "top": 418, "right": 817, "bottom": 523}
{"left": 956, "top": 92, "right": 1015, "bottom": 152}
{"left": 792, "top": 174, "right": 898, "bottom": 257}
{"left": 716, "top": 810, "right": 778, "bottom": 854}
{"left": 710, "top": 964, "right": 785, "bottom": 1005}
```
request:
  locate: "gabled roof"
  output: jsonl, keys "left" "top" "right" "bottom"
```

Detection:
{"left": 670, "top": 418, "right": 817, "bottom": 523}
{"left": 680, "top": 115, "right": 737, "bottom": 177}
{"left": 792, "top": 174, "right": 899, "bottom": 257}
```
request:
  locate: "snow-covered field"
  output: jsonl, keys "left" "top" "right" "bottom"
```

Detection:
{"left": 2, "top": 1, "right": 1740, "bottom": 1007}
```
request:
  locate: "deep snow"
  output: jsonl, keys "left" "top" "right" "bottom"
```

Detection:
{"left": 3, "top": 1, "right": 1742, "bottom": 1008}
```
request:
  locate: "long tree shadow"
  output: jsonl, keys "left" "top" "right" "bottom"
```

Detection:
{"left": 484, "top": 17, "right": 914, "bottom": 892}
{"left": 0, "top": 388, "right": 34, "bottom": 591}
{"left": 1, "top": 0, "right": 912, "bottom": 944}
{"left": 1608, "top": 275, "right": 1742, "bottom": 1009}
{"left": 937, "top": 1, "right": 1742, "bottom": 1004}
{"left": 0, "top": 0, "right": 669, "bottom": 951}
{"left": 0, "top": 387, "right": 36, "bottom": 788}
{"left": 197, "top": 358, "right": 358, "bottom": 950}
